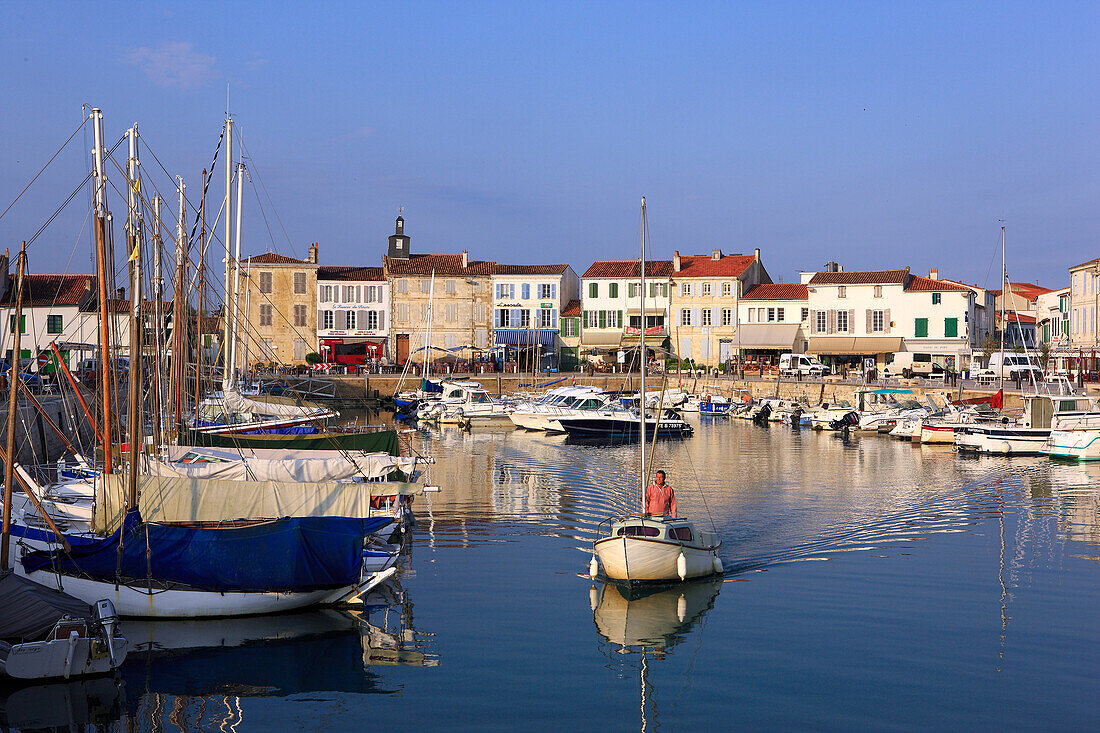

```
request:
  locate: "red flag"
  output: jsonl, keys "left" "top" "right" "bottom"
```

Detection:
{"left": 991, "top": 389, "right": 1003, "bottom": 410}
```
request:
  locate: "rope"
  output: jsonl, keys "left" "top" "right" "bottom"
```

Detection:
{"left": 0, "top": 115, "right": 89, "bottom": 225}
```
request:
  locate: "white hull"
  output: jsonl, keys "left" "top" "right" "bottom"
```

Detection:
{"left": 594, "top": 536, "right": 718, "bottom": 583}
{"left": 1043, "top": 429, "right": 1100, "bottom": 461}
{"left": 955, "top": 428, "right": 1050, "bottom": 455}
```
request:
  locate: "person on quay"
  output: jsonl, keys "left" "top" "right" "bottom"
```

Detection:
{"left": 645, "top": 470, "right": 676, "bottom": 517}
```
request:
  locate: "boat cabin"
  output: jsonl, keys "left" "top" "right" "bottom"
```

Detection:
{"left": 611, "top": 517, "right": 706, "bottom": 545}
{"left": 1021, "top": 394, "right": 1094, "bottom": 428}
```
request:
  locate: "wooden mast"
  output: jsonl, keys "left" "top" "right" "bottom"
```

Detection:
{"left": 194, "top": 169, "right": 207, "bottom": 422}
{"left": 91, "top": 108, "right": 114, "bottom": 474}
{"left": 1, "top": 241, "right": 27, "bottom": 569}
{"left": 172, "top": 177, "right": 187, "bottom": 434}
{"left": 151, "top": 195, "right": 164, "bottom": 449}
{"left": 124, "top": 125, "right": 142, "bottom": 509}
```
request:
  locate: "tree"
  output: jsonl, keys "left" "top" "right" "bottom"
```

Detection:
{"left": 305, "top": 352, "right": 322, "bottom": 365}
{"left": 1039, "top": 340, "right": 1052, "bottom": 372}
{"left": 979, "top": 335, "right": 998, "bottom": 367}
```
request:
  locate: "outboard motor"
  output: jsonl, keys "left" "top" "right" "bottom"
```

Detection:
{"left": 828, "top": 411, "right": 860, "bottom": 431}
{"left": 94, "top": 599, "right": 120, "bottom": 665}
{"left": 753, "top": 403, "right": 772, "bottom": 426}
{"left": 789, "top": 406, "right": 803, "bottom": 429}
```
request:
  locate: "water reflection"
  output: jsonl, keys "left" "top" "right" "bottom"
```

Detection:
{"left": 0, "top": 677, "right": 124, "bottom": 731}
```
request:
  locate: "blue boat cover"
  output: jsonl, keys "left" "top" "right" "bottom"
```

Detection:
{"left": 22, "top": 510, "right": 393, "bottom": 592}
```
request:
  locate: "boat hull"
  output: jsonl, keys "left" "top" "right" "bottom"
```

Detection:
{"left": 557, "top": 417, "right": 692, "bottom": 440}
{"left": 594, "top": 536, "right": 717, "bottom": 584}
{"left": 955, "top": 427, "right": 1050, "bottom": 455}
{"left": 1043, "top": 429, "right": 1100, "bottom": 461}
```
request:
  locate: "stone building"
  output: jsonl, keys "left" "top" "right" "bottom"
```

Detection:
{"left": 490, "top": 264, "right": 579, "bottom": 371}
{"left": 317, "top": 266, "right": 388, "bottom": 365}
{"left": 382, "top": 217, "right": 495, "bottom": 364}
{"left": 231, "top": 245, "right": 319, "bottom": 367}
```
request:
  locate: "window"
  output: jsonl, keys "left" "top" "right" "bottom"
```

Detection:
{"left": 649, "top": 283, "right": 666, "bottom": 298}
{"left": 589, "top": 282, "right": 599, "bottom": 298}
{"left": 915, "top": 317, "right": 929, "bottom": 337}
{"left": 767, "top": 308, "right": 776, "bottom": 322}
{"left": 721, "top": 308, "right": 733, "bottom": 326}
{"left": 837, "top": 286, "right": 846, "bottom": 298}
{"left": 746, "top": 308, "right": 755, "bottom": 323}
{"left": 259, "top": 272, "right": 272, "bottom": 293}
{"left": 446, "top": 280, "right": 457, "bottom": 294}
{"left": 445, "top": 304, "right": 457, "bottom": 323}
{"left": 628, "top": 283, "right": 640, "bottom": 298}
{"left": 874, "top": 285, "right": 882, "bottom": 298}
{"left": 681, "top": 309, "right": 692, "bottom": 326}
{"left": 397, "top": 303, "right": 409, "bottom": 322}
{"left": 366, "top": 311, "right": 379, "bottom": 330}
{"left": 421, "top": 280, "right": 432, "bottom": 294}
{"left": 540, "top": 283, "right": 553, "bottom": 299}
{"left": 802, "top": 308, "right": 809, "bottom": 322}
{"left": 346, "top": 310, "right": 357, "bottom": 330}
{"left": 836, "top": 310, "right": 849, "bottom": 332}
{"left": 497, "top": 309, "right": 512, "bottom": 328}
{"left": 722, "top": 282, "right": 732, "bottom": 297}
{"left": 474, "top": 304, "right": 486, "bottom": 322}
{"left": 932, "top": 292, "right": 941, "bottom": 305}
{"left": 537, "top": 309, "right": 553, "bottom": 328}
{"left": 259, "top": 305, "right": 273, "bottom": 326}
{"left": 320, "top": 285, "right": 332, "bottom": 302}
{"left": 294, "top": 304, "right": 308, "bottom": 327}
{"left": 345, "top": 286, "right": 357, "bottom": 302}
{"left": 46, "top": 314, "right": 63, "bottom": 334}
{"left": 670, "top": 526, "right": 693, "bottom": 542}
{"left": 604, "top": 310, "right": 621, "bottom": 329}
{"left": 777, "top": 307, "right": 785, "bottom": 321}
{"left": 562, "top": 318, "right": 577, "bottom": 337}
{"left": 321, "top": 310, "right": 334, "bottom": 329}
{"left": 609, "top": 283, "right": 618, "bottom": 299}
{"left": 945, "top": 317, "right": 958, "bottom": 337}
{"left": 261, "top": 338, "right": 274, "bottom": 359}
{"left": 294, "top": 272, "right": 306, "bottom": 294}
{"left": 702, "top": 309, "right": 712, "bottom": 326}
{"left": 421, "top": 304, "right": 430, "bottom": 320}
{"left": 681, "top": 283, "right": 693, "bottom": 297}
{"left": 397, "top": 279, "right": 408, "bottom": 294}
{"left": 872, "top": 310, "right": 885, "bottom": 332}
{"left": 496, "top": 283, "right": 508, "bottom": 299}
{"left": 702, "top": 282, "right": 712, "bottom": 296}
{"left": 586, "top": 310, "right": 599, "bottom": 328}
{"left": 294, "top": 338, "right": 307, "bottom": 361}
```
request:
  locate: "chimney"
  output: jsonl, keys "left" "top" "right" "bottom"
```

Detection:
{"left": 754, "top": 248, "right": 760, "bottom": 261}
{"left": 673, "top": 250, "right": 681, "bottom": 272}
{"left": 308, "top": 242, "right": 318, "bottom": 264}
{"left": 929, "top": 268, "right": 939, "bottom": 280}
{"left": 711, "top": 248, "right": 722, "bottom": 261}
{"left": 461, "top": 250, "right": 468, "bottom": 268}
{"left": 116, "top": 287, "right": 125, "bottom": 300}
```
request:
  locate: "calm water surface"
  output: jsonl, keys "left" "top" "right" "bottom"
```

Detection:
{"left": 10, "top": 417, "right": 1100, "bottom": 731}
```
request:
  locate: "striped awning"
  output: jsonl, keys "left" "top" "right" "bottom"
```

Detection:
{"left": 808, "top": 336, "right": 903, "bottom": 355}
{"left": 495, "top": 329, "right": 556, "bottom": 346}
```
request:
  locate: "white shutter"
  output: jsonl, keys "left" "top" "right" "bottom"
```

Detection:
{"left": 692, "top": 308, "right": 701, "bottom": 327}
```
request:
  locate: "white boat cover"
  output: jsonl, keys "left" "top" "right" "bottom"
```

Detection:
{"left": 153, "top": 447, "right": 417, "bottom": 482}
{"left": 95, "top": 474, "right": 423, "bottom": 531}
{"left": 221, "top": 387, "right": 331, "bottom": 419}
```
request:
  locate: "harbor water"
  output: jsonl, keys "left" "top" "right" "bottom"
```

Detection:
{"left": 17, "top": 416, "right": 1100, "bottom": 731}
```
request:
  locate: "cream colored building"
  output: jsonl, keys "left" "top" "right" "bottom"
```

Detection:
{"left": 232, "top": 245, "right": 319, "bottom": 367}
{"left": 382, "top": 217, "right": 494, "bottom": 364}
{"left": 668, "top": 248, "right": 771, "bottom": 365}
{"left": 1068, "top": 256, "right": 1100, "bottom": 351}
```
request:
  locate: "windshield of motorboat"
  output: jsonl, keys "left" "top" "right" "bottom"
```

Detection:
{"left": 575, "top": 398, "right": 604, "bottom": 410}
{"left": 470, "top": 391, "right": 492, "bottom": 403}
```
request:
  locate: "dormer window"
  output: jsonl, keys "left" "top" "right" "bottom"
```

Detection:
{"left": 838, "top": 286, "right": 846, "bottom": 298}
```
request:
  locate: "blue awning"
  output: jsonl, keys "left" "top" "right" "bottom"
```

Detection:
{"left": 495, "top": 329, "right": 557, "bottom": 346}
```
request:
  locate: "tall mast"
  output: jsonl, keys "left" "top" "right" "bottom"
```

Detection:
{"left": 151, "top": 196, "right": 164, "bottom": 448}
{"left": 228, "top": 162, "right": 245, "bottom": 386}
{"left": 194, "top": 170, "right": 207, "bottom": 424}
{"left": 426, "top": 271, "right": 435, "bottom": 376}
{"left": 125, "top": 125, "right": 142, "bottom": 509}
{"left": 90, "top": 108, "right": 114, "bottom": 474}
{"left": 639, "top": 196, "right": 647, "bottom": 509}
{"left": 2, "top": 242, "right": 27, "bottom": 569}
{"left": 172, "top": 177, "right": 187, "bottom": 433}
{"left": 999, "top": 224, "right": 1006, "bottom": 394}
{"left": 243, "top": 260, "right": 251, "bottom": 383}
{"left": 221, "top": 117, "right": 233, "bottom": 385}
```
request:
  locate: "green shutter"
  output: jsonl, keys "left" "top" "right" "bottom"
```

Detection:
{"left": 944, "top": 318, "right": 958, "bottom": 337}
{"left": 609, "top": 283, "right": 618, "bottom": 298}
{"left": 598, "top": 310, "right": 607, "bottom": 329}
{"left": 618, "top": 310, "right": 623, "bottom": 328}
{"left": 932, "top": 293, "right": 941, "bottom": 305}
{"left": 915, "top": 318, "right": 928, "bottom": 338}
{"left": 589, "top": 282, "right": 598, "bottom": 298}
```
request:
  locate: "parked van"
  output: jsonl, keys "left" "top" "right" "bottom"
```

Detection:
{"left": 779, "top": 353, "right": 831, "bottom": 377}
{"left": 882, "top": 352, "right": 934, "bottom": 379}
{"left": 984, "top": 353, "right": 1043, "bottom": 381}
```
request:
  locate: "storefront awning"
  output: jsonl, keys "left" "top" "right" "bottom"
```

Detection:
{"left": 495, "top": 329, "right": 557, "bottom": 346}
{"left": 735, "top": 324, "right": 802, "bottom": 350}
{"left": 581, "top": 331, "right": 623, "bottom": 347}
{"left": 625, "top": 307, "right": 667, "bottom": 316}
{"left": 808, "top": 336, "right": 903, "bottom": 355}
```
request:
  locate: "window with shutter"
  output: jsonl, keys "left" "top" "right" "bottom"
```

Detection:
{"left": 589, "top": 282, "right": 598, "bottom": 298}
{"left": 598, "top": 310, "right": 607, "bottom": 329}
{"left": 294, "top": 272, "right": 306, "bottom": 294}
{"left": 260, "top": 304, "right": 273, "bottom": 326}
{"left": 915, "top": 318, "right": 928, "bottom": 337}
{"left": 609, "top": 283, "right": 618, "bottom": 299}
{"left": 259, "top": 272, "right": 272, "bottom": 293}
{"left": 827, "top": 310, "right": 836, "bottom": 334}
{"left": 945, "top": 318, "right": 958, "bottom": 337}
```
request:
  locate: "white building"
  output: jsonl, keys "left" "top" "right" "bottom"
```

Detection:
{"left": 579, "top": 259, "right": 673, "bottom": 362}
{"left": 490, "top": 264, "right": 579, "bottom": 370}
{"left": 803, "top": 267, "right": 979, "bottom": 370}
{"left": 736, "top": 283, "right": 809, "bottom": 364}
{"left": 317, "top": 266, "right": 388, "bottom": 364}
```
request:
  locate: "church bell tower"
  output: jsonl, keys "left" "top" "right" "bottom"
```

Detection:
{"left": 388, "top": 215, "right": 410, "bottom": 259}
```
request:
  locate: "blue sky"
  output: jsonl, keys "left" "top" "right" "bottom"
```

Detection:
{"left": 1, "top": 1, "right": 1096, "bottom": 289}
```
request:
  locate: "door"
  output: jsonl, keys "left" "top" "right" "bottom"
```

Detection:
{"left": 396, "top": 334, "right": 410, "bottom": 364}
{"left": 719, "top": 340, "right": 735, "bottom": 363}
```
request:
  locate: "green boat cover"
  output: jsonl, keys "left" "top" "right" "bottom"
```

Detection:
{"left": 180, "top": 428, "right": 400, "bottom": 456}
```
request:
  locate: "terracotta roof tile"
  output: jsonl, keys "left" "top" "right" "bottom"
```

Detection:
{"left": 317, "top": 266, "right": 384, "bottom": 281}
{"left": 582, "top": 260, "right": 674, "bottom": 279}
{"left": 384, "top": 254, "right": 495, "bottom": 277}
{"left": 741, "top": 283, "right": 808, "bottom": 300}
{"left": 491, "top": 263, "right": 570, "bottom": 275}
{"left": 245, "top": 252, "right": 310, "bottom": 265}
{"left": 1007, "top": 281, "right": 1054, "bottom": 297}
{"left": 674, "top": 254, "right": 756, "bottom": 278}
{"left": 904, "top": 275, "right": 972, "bottom": 293}
{"left": 560, "top": 299, "right": 582, "bottom": 316}
{"left": 808, "top": 269, "right": 910, "bottom": 285}
{"left": 4, "top": 274, "right": 94, "bottom": 306}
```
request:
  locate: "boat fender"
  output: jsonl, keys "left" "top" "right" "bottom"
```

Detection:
{"left": 1000, "top": 441, "right": 1012, "bottom": 455}
{"left": 677, "top": 594, "right": 687, "bottom": 622}
{"left": 676, "top": 552, "right": 687, "bottom": 581}
{"left": 588, "top": 556, "right": 599, "bottom": 579}
{"left": 713, "top": 555, "right": 724, "bottom": 575}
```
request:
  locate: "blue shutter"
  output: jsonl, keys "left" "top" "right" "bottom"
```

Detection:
{"left": 509, "top": 284, "right": 515, "bottom": 299}
{"left": 522, "top": 284, "right": 530, "bottom": 299}
{"left": 494, "top": 309, "right": 501, "bottom": 328}
{"left": 550, "top": 308, "right": 558, "bottom": 329}
{"left": 511, "top": 308, "right": 521, "bottom": 328}
{"left": 551, "top": 283, "right": 557, "bottom": 300}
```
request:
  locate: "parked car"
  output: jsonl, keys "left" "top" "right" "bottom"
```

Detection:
{"left": 779, "top": 353, "right": 831, "bottom": 377}
{"left": 0, "top": 361, "right": 42, "bottom": 390}
{"left": 983, "top": 353, "right": 1043, "bottom": 381}
{"left": 882, "top": 352, "right": 936, "bottom": 379}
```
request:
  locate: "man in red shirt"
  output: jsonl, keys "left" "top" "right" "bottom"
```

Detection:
{"left": 644, "top": 470, "right": 676, "bottom": 517}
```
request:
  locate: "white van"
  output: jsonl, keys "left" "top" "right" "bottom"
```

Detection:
{"left": 882, "top": 352, "right": 934, "bottom": 379}
{"left": 984, "top": 353, "right": 1043, "bottom": 381}
{"left": 779, "top": 353, "right": 831, "bottom": 377}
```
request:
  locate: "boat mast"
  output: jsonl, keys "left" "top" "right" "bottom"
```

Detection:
{"left": 639, "top": 196, "right": 647, "bottom": 510}
{"left": 124, "top": 125, "right": 142, "bottom": 510}
{"left": 172, "top": 177, "right": 187, "bottom": 434}
{"left": 194, "top": 170, "right": 207, "bottom": 428}
{"left": 999, "top": 224, "right": 1005, "bottom": 395}
{"left": 221, "top": 116, "right": 233, "bottom": 388}
{"left": 151, "top": 195, "right": 164, "bottom": 449}
{"left": 229, "top": 162, "right": 245, "bottom": 388}
{"left": 1, "top": 241, "right": 27, "bottom": 569}
{"left": 90, "top": 108, "right": 114, "bottom": 474}
{"left": 426, "top": 270, "right": 435, "bottom": 377}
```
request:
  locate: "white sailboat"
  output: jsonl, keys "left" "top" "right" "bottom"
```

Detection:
{"left": 588, "top": 198, "right": 721, "bottom": 585}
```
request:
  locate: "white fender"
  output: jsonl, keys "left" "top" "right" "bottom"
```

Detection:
{"left": 588, "top": 556, "right": 599, "bottom": 579}
{"left": 713, "top": 555, "right": 724, "bottom": 575}
{"left": 676, "top": 552, "right": 687, "bottom": 581}
{"left": 589, "top": 586, "right": 599, "bottom": 611}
